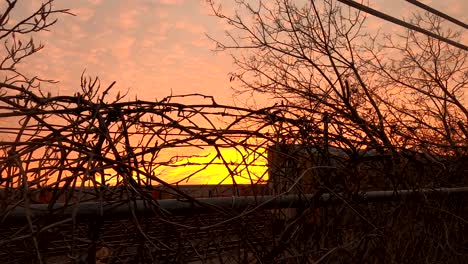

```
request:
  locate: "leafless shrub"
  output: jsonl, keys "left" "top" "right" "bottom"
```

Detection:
{"left": 0, "top": 0, "right": 467, "bottom": 263}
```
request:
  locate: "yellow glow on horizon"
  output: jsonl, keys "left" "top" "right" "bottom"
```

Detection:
{"left": 21, "top": 146, "right": 269, "bottom": 187}
{"left": 154, "top": 147, "right": 268, "bottom": 185}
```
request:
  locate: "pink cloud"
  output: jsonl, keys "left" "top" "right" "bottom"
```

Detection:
{"left": 88, "top": 0, "right": 103, "bottom": 5}
{"left": 111, "top": 36, "right": 136, "bottom": 62}
{"left": 118, "top": 9, "right": 140, "bottom": 30}
{"left": 73, "top": 7, "right": 96, "bottom": 21}
{"left": 158, "top": 0, "right": 183, "bottom": 5}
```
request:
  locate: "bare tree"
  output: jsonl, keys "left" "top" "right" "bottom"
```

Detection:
{"left": 208, "top": 0, "right": 468, "bottom": 262}
{"left": 365, "top": 13, "right": 468, "bottom": 156}
{"left": 0, "top": 0, "right": 73, "bottom": 89}
{"left": 208, "top": 0, "right": 468, "bottom": 186}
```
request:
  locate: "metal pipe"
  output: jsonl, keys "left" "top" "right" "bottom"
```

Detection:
{"left": 2, "top": 187, "right": 467, "bottom": 221}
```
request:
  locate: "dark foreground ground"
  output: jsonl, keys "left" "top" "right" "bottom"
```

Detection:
{"left": 1, "top": 194, "right": 467, "bottom": 264}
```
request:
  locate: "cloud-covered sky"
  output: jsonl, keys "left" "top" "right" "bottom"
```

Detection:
{"left": 16, "top": 0, "right": 468, "bottom": 105}
{"left": 4, "top": 0, "right": 466, "bottom": 184}
{"left": 20, "top": 0, "right": 234, "bottom": 103}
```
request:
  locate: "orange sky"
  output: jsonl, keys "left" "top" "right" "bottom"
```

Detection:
{"left": 19, "top": 0, "right": 467, "bottom": 105}
{"left": 6, "top": 0, "right": 468, "bottom": 185}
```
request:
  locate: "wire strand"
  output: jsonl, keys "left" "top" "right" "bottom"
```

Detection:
{"left": 406, "top": 0, "right": 468, "bottom": 29}
{"left": 336, "top": 0, "right": 468, "bottom": 51}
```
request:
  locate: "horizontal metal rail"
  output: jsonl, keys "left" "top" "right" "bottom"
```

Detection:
{"left": 2, "top": 187, "right": 468, "bottom": 221}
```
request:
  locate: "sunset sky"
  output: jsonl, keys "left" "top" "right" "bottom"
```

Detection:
{"left": 20, "top": 0, "right": 467, "bottom": 105}
{"left": 8, "top": 0, "right": 468, "bottom": 185}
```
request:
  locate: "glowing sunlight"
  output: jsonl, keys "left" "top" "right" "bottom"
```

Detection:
{"left": 153, "top": 146, "right": 268, "bottom": 185}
